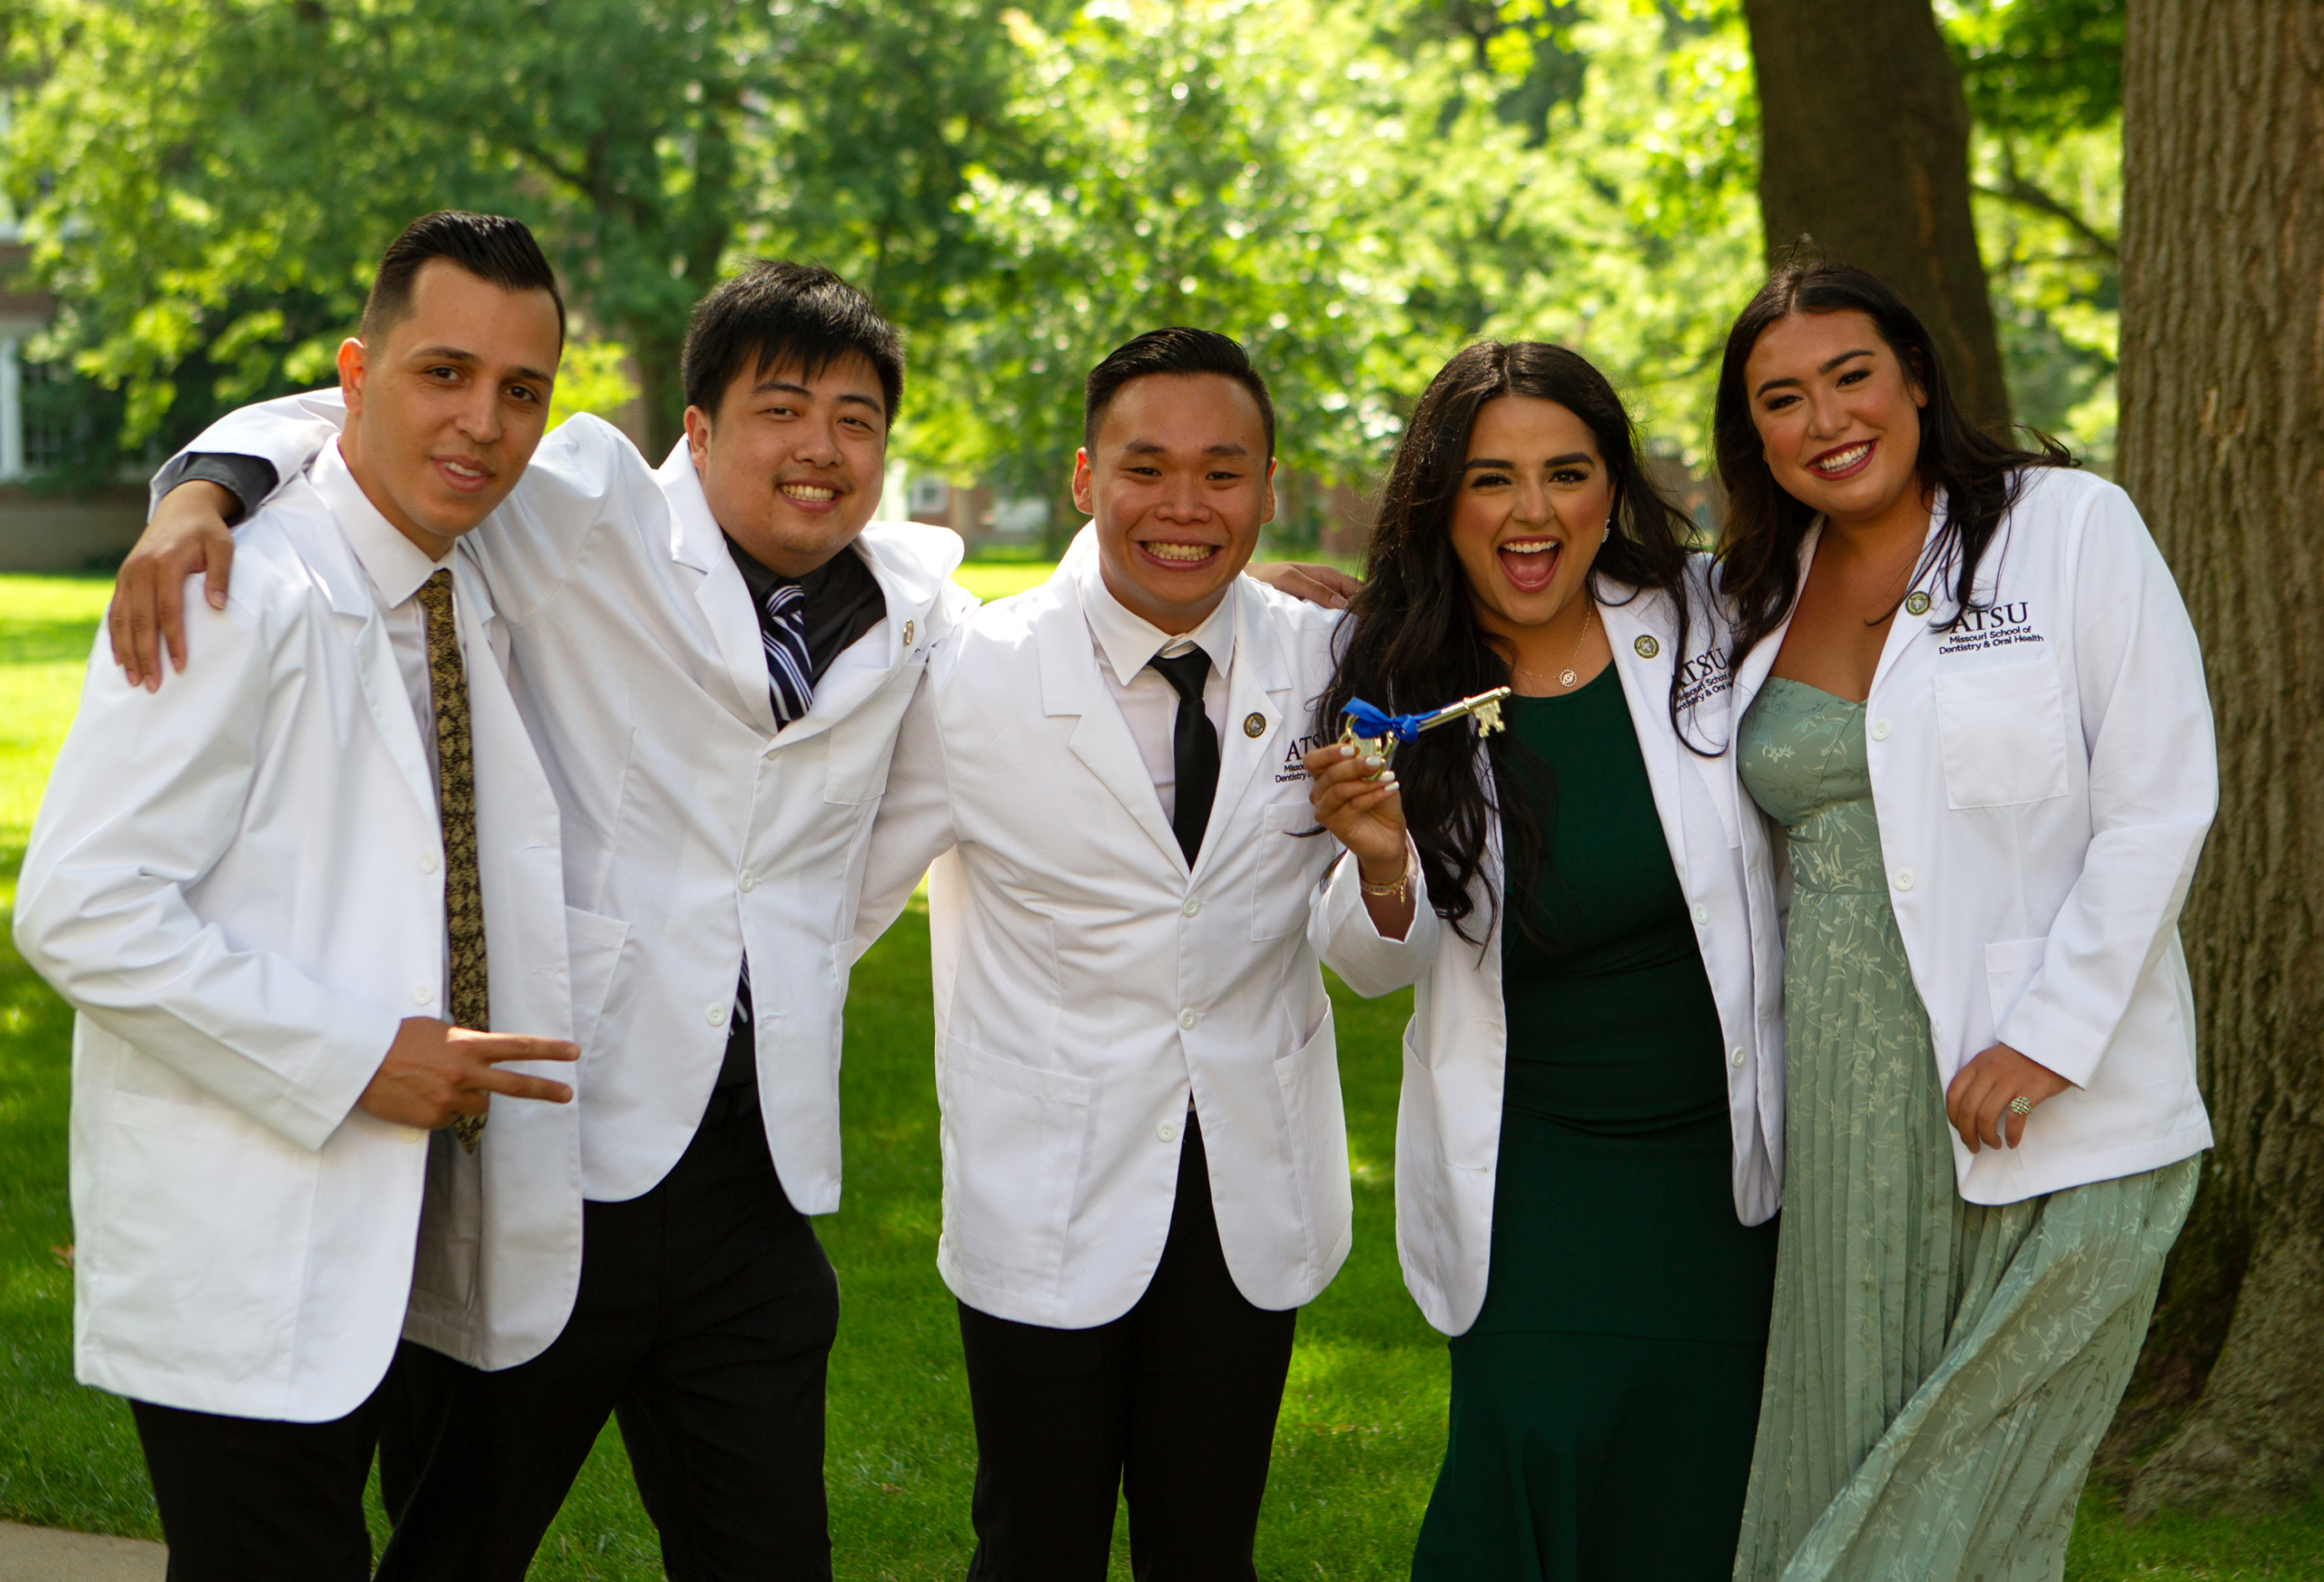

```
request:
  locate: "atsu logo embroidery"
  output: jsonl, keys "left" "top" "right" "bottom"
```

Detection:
{"left": 1672, "top": 644, "right": 1734, "bottom": 713}
{"left": 1935, "top": 600, "right": 2045, "bottom": 657}
{"left": 1276, "top": 733, "right": 1324, "bottom": 783}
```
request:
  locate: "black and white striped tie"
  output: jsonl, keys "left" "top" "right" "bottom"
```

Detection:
{"left": 761, "top": 581, "right": 814, "bottom": 726}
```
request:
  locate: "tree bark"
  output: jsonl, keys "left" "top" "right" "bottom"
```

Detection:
{"left": 1741, "top": 0, "right": 2012, "bottom": 428}
{"left": 2111, "top": 0, "right": 2324, "bottom": 1520}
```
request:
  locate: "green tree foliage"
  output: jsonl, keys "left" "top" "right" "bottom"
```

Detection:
{"left": 3, "top": 0, "right": 2123, "bottom": 496}
{"left": 912, "top": 0, "right": 1761, "bottom": 512}
{"left": 1941, "top": 0, "right": 2122, "bottom": 467}
{"left": 3, "top": 0, "right": 1029, "bottom": 456}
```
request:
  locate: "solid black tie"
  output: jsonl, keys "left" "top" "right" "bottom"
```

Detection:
{"left": 1149, "top": 648, "right": 1219, "bottom": 867}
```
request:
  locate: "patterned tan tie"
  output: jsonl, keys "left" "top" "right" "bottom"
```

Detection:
{"left": 416, "top": 569, "right": 490, "bottom": 1152}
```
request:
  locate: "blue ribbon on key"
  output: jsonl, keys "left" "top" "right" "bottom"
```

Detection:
{"left": 1341, "top": 699, "right": 1430, "bottom": 744}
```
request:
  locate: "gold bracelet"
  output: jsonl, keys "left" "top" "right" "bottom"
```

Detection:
{"left": 1360, "top": 852, "right": 1413, "bottom": 904}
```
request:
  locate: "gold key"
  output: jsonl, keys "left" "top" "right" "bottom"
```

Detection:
{"left": 1338, "top": 686, "right": 1513, "bottom": 759}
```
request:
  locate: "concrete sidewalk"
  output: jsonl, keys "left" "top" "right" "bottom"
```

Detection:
{"left": 0, "top": 1522, "right": 165, "bottom": 1580}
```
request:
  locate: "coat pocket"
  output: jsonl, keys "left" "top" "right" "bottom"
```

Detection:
{"left": 822, "top": 688, "right": 911, "bottom": 805}
{"left": 1982, "top": 936, "right": 2050, "bottom": 1036}
{"left": 1251, "top": 800, "right": 1326, "bottom": 941}
{"left": 563, "top": 906, "right": 631, "bottom": 1056}
{"left": 936, "top": 1038, "right": 1094, "bottom": 1295}
{"left": 1272, "top": 1004, "right": 1349, "bottom": 1244}
{"left": 90, "top": 1092, "right": 315, "bottom": 1389}
{"left": 1933, "top": 662, "right": 2070, "bottom": 809}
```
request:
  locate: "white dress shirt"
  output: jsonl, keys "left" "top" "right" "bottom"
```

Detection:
{"left": 1078, "top": 554, "right": 1232, "bottom": 823}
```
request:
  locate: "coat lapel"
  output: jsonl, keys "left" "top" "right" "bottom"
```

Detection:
{"left": 1728, "top": 521, "right": 1818, "bottom": 733}
{"left": 1192, "top": 581, "right": 1286, "bottom": 883}
{"left": 1037, "top": 579, "right": 1188, "bottom": 875}
{"left": 280, "top": 500, "right": 439, "bottom": 829}
{"left": 774, "top": 522, "right": 957, "bottom": 748}
{"left": 655, "top": 441, "right": 781, "bottom": 736}
{"left": 1866, "top": 496, "right": 1952, "bottom": 703}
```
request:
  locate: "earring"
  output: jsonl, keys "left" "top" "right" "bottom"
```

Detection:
{"left": 1601, "top": 518, "right": 1612, "bottom": 544}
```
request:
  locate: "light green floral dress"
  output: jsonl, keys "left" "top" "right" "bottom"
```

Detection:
{"left": 1732, "top": 678, "right": 2200, "bottom": 1582}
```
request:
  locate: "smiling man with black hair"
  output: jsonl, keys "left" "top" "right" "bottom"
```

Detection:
{"left": 119, "top": 258, "right": 973, "bottom": 1580}
{"left": 846, "top": 328, "right": 1430, "bottom": 1581}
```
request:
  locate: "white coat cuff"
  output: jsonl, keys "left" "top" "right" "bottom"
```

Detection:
{"left": 1995, "top": 997, "right": 2105, "bottom": 1091}
{"left": 271, "top": 1002, "right": 406, "bottom": 1151}
{"left": 1312, "top": 835, "right": 1434, "bottom": 997}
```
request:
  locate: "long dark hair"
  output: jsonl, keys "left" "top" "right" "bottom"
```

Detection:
{"left": 1714, "top": 256, "right": 2074, "bottom": 665}
{"left": 1322, "top": 341, "right": 1700, "bottom": 947}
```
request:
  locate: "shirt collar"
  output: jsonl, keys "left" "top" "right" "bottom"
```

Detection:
{"left": 310, "top": 438, "right": 449, "bottom": 611}
{"left": 1075, "top": 545, "right": 1237, "bottom": 689}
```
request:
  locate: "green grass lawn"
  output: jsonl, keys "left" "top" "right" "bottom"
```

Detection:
{"left": 1, "top": 570, "right": 2319, "bottom": 1579}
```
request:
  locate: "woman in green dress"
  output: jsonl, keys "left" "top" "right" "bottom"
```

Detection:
{"left": 1309, "top": 341, "right": 1787, "bottom": 1580}
{"left": 1712, "top": 258, "right": 2215, "bottom": 1580}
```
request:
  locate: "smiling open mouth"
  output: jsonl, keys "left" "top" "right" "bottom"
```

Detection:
{"left": 1810, "top": 441, "right": 1874, "bottom": 478}
{"left": 1142, "top": 541, "right": 1218, "bottom": 565}
{"left": 780, "top": 482, "right": 839, "bottom": 503}
{"left": 1498, "top": 538, "right": 1560, "bottom": 593}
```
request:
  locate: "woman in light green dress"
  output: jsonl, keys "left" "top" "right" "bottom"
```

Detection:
{"left": 1708, "top": 260, "right": 2214, "bottom": 1580}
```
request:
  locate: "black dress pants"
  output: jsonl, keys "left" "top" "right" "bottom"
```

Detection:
{"left": 957, "top": 1111, "right": 1300, "bottom": 1582}
{"left": 373, "top": 1088, "right": 842, "bottom": 1582}
{"left": 131, "top": 1373, "right": 391, "bottom": 1582}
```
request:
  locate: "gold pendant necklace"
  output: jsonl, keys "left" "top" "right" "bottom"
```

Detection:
{"left": 1513, "top": 602, "right": 1597, "bottom": 693}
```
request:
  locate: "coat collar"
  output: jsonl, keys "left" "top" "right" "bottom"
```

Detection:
{"left": 1728, "top": 497, "right": 1959, "bottom": 730}
{"left": 653, "top": 438, "right": 963, "bottom": 743}
{"left": 1595, "top": 572, "right": 1741, "bottom": 851}
{"left": 1032, "top": 547, "right": 1295, "bottom": 879}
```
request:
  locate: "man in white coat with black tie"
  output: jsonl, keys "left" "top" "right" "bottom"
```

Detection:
{"left": 849, "top": 329, "right": 1435, "bottom": 1581}
{"left": 14, "top": 211, "right": 586, "bottom": 1581}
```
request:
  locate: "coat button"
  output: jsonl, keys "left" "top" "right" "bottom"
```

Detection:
{"left": 1893, "top": 868, "right": 1915, "bottom": 892}
{"left": 1870, "top": 719, "right": 1891, "bottom": 742}
{"left": 420, "top": 852, "right": 439, "bottom": 875}
{"left": 1730, "top": 1046, "right": 1747, "bottom": 1069}
{"left": 411, "top": 984, "right": 432, "bottom": 1005}
{"left": 1693, "top": 903, "right": 1709, "bottom": 925}
{"left": 1183, "top": 897, "right": 1201, "bottom": 918}
{"left": 1157, "top": 1119, "right": 1178, "bottom": 1144}
{"left": 706, "top": 1002, "right": 729, "bottom": 1027}
{"left": 1178, "top": 1009, "right": 1198, "bottom": 1030}
{"left": 739, "top": 870, "right": 755, "bottom": 892}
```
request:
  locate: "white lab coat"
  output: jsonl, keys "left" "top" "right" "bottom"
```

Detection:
{"left": 1727, "top": 466, "right": 2215, "bottom": 1204}
{"left": 15, "top": 480, "right": 589, "bottom": 1419}
{"left": 162, "top": 398, "right": 970, "bottom": 1240}
{"left": 1318, "top": 564, "right": 1785, "bottom": 1338}
{"left": 849, "top": 557, "right": 1439, "bottom": 1329}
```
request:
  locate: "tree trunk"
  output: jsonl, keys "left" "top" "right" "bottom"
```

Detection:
{"left": 627, "top": 323, "right": 688, "bottom": 463}
{"left": 1741, "top": 0, "right": 2012, "bottom": 428}
{"left": 2111, "top": 0, "right": 2324, "bottom": 1520}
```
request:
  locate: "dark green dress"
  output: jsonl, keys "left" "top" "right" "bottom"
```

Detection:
{"left": 1413, "top": 670, "right": 1780, "bottom": 1582}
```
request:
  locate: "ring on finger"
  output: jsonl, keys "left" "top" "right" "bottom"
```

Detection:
{"left": 2007, "top": 1095, "right": 2033, "bottom": 1117}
